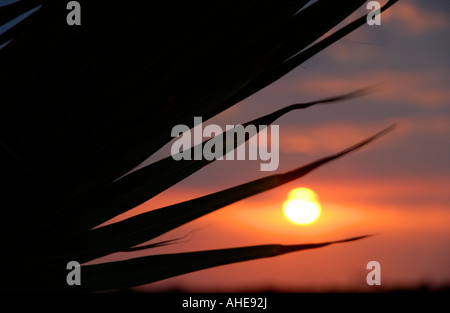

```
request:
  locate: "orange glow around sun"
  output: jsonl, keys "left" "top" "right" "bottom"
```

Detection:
{"left": 283, "top": 188, "right": 322, "bottom": 225}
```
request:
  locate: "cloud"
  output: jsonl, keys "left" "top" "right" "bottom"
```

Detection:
{"left": 383, "top": 2, "right": 450, "bottom": 35}
{"left": 291, "top": 69, "right": 450, "bottom": 107}
{"left": 278, "top": 114, "right": 450, "bottom": 158}
{"left": 394, "top": 116, "right": 450, "bottom": 136}
{"left": 279, "top": 122, "right": 393, "bottom": 156}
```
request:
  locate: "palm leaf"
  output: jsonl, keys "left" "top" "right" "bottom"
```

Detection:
{"left": 227, "top": 0, "right": 399, "bottom": 107}
{"left": 0, "top": 0, "right": 399, "bottom": 292}
{"left": 80, "top": 235, "right": 370, "bottom": 292}
{"left": 1, "top": 0, "right": 374, "bottom": 216}
{"left": 43, "top": 87, "right": 373, "bottom": 240}
{"left": 79, "top": 126, "right": 393, "bottom": 261}
{"left": 21, "top": 125, "right": 393, "bottom": 267}
{"left": 0, "top": 0, "right": 41, "bottom": 26}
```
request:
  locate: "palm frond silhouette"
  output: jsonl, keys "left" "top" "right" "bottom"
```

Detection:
{"left": 0, "top": 0, "right": 398, "bottom": 292}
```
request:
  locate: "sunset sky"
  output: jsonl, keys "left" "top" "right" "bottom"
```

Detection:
{"left": 84, "top": 1, "right": 450, "bottom": 292}
{"left": 5, "top": 0, "right": 445, "bottom": 292}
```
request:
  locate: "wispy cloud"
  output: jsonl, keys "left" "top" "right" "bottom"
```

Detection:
{"left": 279, "top": 115, "right": 450, "bottom": 157}
{"left": 292, "top": 70, "right": 450, "bottom": 107}
{"left": 383, "top": 2, "right": 450, "bottom": 35}
{"left": 279, "top": 122, "right": 393, "bottom": 156}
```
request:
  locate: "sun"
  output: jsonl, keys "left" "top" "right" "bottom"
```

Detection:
{"left": 282, "top": 188, "right": 321, "bottom": 225}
